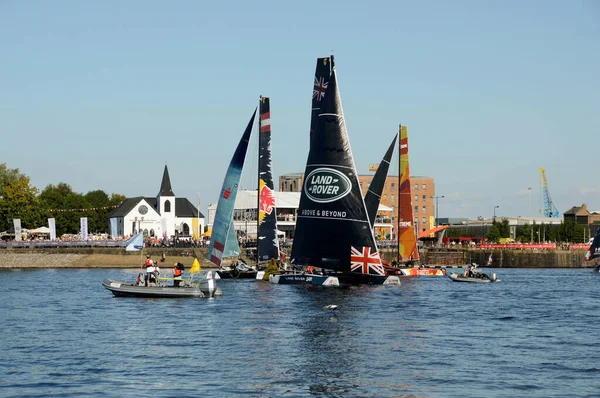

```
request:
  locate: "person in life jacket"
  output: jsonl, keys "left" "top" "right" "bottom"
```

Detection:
{"left": 173, "top": 262, "right": 184, "bottom": 287}
{"left": 145, "top": 255, "right": 157, "bottom": 286}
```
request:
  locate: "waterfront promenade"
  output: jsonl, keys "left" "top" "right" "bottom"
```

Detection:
{"left": 0, "top": 245, "right": 592, "bottom": 269}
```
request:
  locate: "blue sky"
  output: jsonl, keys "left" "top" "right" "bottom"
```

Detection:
{"left": 1, "top": 0, "right": 598, "bottom": 220}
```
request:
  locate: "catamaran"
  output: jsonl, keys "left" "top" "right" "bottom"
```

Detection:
{"left": 208, "top": 110, "right": 258, "bottom": 278}
{"left": 586, "top": 228, "right": 600, "bottom": 272}
{"left": 273, "top": 57, "right": 399, "bottom": 286}
{"left": 214, "top": 97, "right": 283, "bottom": 280}
{"left": 395, "top": 125, "right": 446, "bottom": 276}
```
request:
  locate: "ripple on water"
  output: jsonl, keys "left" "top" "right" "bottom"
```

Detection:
{"left": 1, "top": 268, "right": 600, "bottom": 397}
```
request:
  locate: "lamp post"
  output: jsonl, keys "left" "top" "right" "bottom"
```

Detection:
{"left": 528, "top": 187, "right": 532, "bottom": 216}
{"left": 431, "top": 195, "right": 445, "bottom": 227}
{"left": 493, "top": 205, "right": 499, "bottom": 222}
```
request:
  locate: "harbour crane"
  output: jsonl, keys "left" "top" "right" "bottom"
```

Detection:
{"left": 540, "top": 167, "right": 559, "bottom": 218}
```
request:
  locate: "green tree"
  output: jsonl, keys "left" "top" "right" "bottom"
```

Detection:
{"left": 39, "top": 183, "right": 88, "bottom": 235}
{"left": 498, "top": 218, "right": 510, "bottom": 239}
{"left": 0, "top": 163, "right": 44, "bottom": 230}
{"left": 0, "top": 176, "right": 44, "bottom": 230}
{"left": 486, "top": 224, "right": 501, "bottom": 242}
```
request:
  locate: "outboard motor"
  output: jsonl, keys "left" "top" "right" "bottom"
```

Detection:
{"left": 490, "top": 273, "right": 497, "bottom": 282}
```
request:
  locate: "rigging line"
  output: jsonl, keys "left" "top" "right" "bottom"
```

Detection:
{"left": 296, "top": 215, "right": 370, "bottom": 223}
{"left": 306, "top": 164, "right": 355, "bottom": 170}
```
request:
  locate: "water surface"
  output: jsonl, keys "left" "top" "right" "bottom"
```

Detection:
{"left": 1, "top": 268, "right": 599, "bottom": 397}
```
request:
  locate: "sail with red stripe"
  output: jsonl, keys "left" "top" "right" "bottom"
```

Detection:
{"left": 257, "top": 96, "right": 280, "bottom": 262}
{"left": 207, "top": 110, "right": 256, "bottom": 267}
{"left": 398, "top": 125, "right": 419, "bottom": 263}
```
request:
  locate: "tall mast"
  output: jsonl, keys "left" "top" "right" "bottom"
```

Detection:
{"left": 257, "top": 96, "right": 262, "bottom": 253}
{"left": 397, "top": 124, "right": 401, "bottom": 265}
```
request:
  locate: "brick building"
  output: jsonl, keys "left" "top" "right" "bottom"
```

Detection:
{"left": 278, "top": 173, "right": 436, "bottom": 239}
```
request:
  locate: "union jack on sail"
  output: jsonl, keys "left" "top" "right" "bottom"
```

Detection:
{"left": 350, "top": 246, "right": 385, "bottom": 275}
{"left": 313, "top": 76, "right": 328, "bottom": 101}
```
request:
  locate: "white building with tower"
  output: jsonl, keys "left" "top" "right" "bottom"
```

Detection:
{"left": 108, "top": 166, "right": 204, "bottom": 239}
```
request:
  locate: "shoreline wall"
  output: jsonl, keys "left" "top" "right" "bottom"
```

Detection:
{"left": 0, "top": 247, "right": 593, "bottom": 269}
{"left": 0, "top": 248, "right": 213, "bottom": 269}
{"left": 381, "top": 248, "right": 591, "bottom": 268}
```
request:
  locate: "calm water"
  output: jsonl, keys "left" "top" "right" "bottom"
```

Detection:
{"left": 1, "top": 268, "right": 599, "bottom": 397}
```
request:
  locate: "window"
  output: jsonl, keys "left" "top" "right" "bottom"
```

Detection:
{"left": 391, "top": 182, "right": 395, "bottom": 189}
{"left": 164, "top": 200, "right": 171, "bottom": 213}
{"left": 391, "top": 194, "right": 395, "bottom": 202}
{"left": 383, "top": 194, "right": 387, "bottom": 202}
{"left": 414, "top": 206, "right": 418, "bottom": 212}
{"left": 422, "top": 217, "right": 426, "bottom": 224}
{"left": 422, "top": 206, "right": 426, "bottom": 214}
{"left": 414, "top": 183, "right": 419, "bottom": 191}
{"left": 360, "top": 182, "right": 363, "bottom": 189}
{"left": 414, "top": 195, "right": 418, "bottom": 202}
{"left": 423, "top": 195, "right": 426, "bottom": 201}
{"left": 422, "top": 184, "right": 427, "bottom": 190}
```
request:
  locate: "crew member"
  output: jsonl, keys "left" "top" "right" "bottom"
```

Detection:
{"left": 173, "top": 262, "right": 184, "bottom": 287}
{"left": 145, "top": 255, "right": 154, "bottom": 286}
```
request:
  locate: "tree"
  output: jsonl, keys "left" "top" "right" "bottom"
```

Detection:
{"left": 39, "top": 183, "right": 88, "bottom": 235}
{"left": 486, "top": 224, "right": 501, "bottom": 242}
{"left": 0, "top": 164, "right": 44, "bottom": 230}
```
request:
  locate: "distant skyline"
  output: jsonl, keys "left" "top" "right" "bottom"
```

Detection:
{"left": 1, "top": 1, "right": 598, "bottom": 220}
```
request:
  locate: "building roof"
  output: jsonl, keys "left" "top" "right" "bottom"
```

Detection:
{"left": 109, "top": 197, "right": 144, "bottom": 218}
{"left": 109, "top": 197, "right": 204, "bottom": 218}
{"left": 208, "top": 190, "right": 301, "bottom": 210}
{"left": 158, "top": 165, "right": 175, "bottom": 196}
{"left": 208, "top": 189, "right": 392, "bottom": 212}
{"left": 564, "top": 204, "right": 591, "bottom": 216}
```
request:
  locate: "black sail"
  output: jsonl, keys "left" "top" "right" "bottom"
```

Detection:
{"left": 291, "top": 67, "right": 385, "bottom": 276}
{"left": 310, "top": 56, "right": 333, "bottom": 141}
{"left": 257, "top": 96, "right": 280, "bottom": 262}
{"left": 364, "top": 134, "right": 398, "bottom": 229}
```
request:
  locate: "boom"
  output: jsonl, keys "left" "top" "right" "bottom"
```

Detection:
{"left": 540, "top": 167, "right": 559, "bottom": 218}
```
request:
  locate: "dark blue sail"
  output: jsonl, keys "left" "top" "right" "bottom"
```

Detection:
{"left": 257, "top": 96, "right": 280, "bottom": 262}
{"left": 364, "top": 134, "right": 397, "bottom": 229}
{"left": 207, "top": 110, "right": 257, "bottom": 267}
{"left": 291, "top": 66, "right": 384, "bottom": 276}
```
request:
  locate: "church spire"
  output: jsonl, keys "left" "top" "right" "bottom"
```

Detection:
{"left": 158, "top": 165, "right": 175, "bottom": 196}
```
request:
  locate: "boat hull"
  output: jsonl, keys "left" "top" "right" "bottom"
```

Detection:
{"left": 338, "top": 273, "right": 401, "bottom": 285}
{"left": 216, "top": 270, "right": 258, "bottom": 279}
{"left": 102, "top": 278, "right": 222, "bottom": 298}
{"left": 269, "top": 273, "right": 340, "bottom": 286}
{"left": 448, "top": 272, "right": 500, "bottom": 283}
{"left": 400, "top": 267, "right": 447, "bottom": 277}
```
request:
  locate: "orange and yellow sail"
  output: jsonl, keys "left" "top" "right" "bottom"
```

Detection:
{"left": 398, "top": 125, "right": 419, "bottom": 262}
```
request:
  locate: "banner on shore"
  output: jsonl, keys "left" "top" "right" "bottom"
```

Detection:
{"left": 13, "top": 219, "right": 22, "bottom": 241}
{"left": 80, "top": 217, "right": 88, "bottom": 241}
{"left": 192, "top": 218, "right": 199, "bottom": 241}
{"left": 109, "top": 218, "right": 117, "bottom": 239}
{"left": 48, "top": 218, "right": 56, "bottom": 241}
{"left": 479, "top": 243, "right": 557, "bottom": 249}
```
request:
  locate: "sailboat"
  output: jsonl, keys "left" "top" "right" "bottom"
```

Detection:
{"left": 214, "top": 97, "right": 282, "bottom": 279}
{"left": 585, "top": 228, "right": 600, "bottom": 272}
{"left": 274, "top": 57, "right": 399, "bottom": 286}
{"left": 255, "top": 96, "right": 282, "bottom": 280}
{"left": 395, "top": 125, "right": 445, "bottom": 276}
{"left": 208, "top": 110, "right": 258, "bottom": 278}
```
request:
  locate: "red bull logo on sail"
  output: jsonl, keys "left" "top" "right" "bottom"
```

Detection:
{"left": 259, "top": 185, "right": 276, "bottom": 215}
